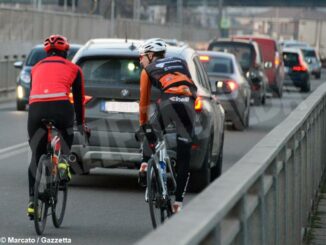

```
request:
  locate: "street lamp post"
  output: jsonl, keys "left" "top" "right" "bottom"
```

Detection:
{"left": 110, "top": 0, "right": 115, "bottom": 37}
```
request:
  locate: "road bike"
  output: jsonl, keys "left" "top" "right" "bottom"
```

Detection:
{"left": 138, "top": 127, "right": 177, "bottom": 228}
{"left": 33, "top": 119, "right": 76, "bottom": 235}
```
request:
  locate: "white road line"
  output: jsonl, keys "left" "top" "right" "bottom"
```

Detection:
{"left": 0, "top": 147, "right": 28, "bottom": 161}
{"left": 0, "top": 142, "right": 28, "bottom": 155}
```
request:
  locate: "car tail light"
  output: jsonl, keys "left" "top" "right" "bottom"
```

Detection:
{"left": 275, "top": 53, "right": 280, "bottom": 66}
{"left": 217, "top": 80, "right": 239, "bottom": 93}
{"left": 293, "top": 55, "right": 308, "bottom": 72}
{"left": 194, "top": 96, "right": 204, "bottom": 112}
{"left": 292, "top": 65, "right": 307, "bottom": 72}
{"left": 199, "top": 55, "right": 210, "bottom": 62}
{"left": 68, "top": 93, "right": 93, "bottom": 105}
{"left": 191, "top": 144, "right": 200, "bottom": 150}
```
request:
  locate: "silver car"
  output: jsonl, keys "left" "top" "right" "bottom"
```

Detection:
{"left": 301, "top": 47, "right": 322, "bottom": 79}
{"left": 198, "top": 51, "right": 251, "bottom": 130}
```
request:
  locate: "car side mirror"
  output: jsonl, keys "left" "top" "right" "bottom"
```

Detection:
{"left": 14, "top": 61, "right": 23, "bottom": 69}
{"left": 264, "top": 61, "right": 272, "bottom": 69}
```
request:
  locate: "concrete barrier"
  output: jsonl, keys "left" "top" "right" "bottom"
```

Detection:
{"left": 136, "top": 83, "right": 326, "bottom": 245}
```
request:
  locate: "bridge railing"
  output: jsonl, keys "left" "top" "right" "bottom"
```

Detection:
{"left": 0, "top": 57, "right": 20, "bottom": 93}
{"left": 136, "top": 83, "right": 326, "bottom": 245}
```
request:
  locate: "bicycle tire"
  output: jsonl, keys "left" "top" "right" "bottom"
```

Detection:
{"left": 33, "top": 154, "right": 50, "bottom": 235}
{"left": 147, "top": 159, "right": 172, "bottom": 228}
{"left": 51, "top": 175, "right": 68, "bottom": 228}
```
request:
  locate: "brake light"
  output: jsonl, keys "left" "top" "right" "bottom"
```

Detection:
{"left": 293, "top": 55, "right": 308, "bottom": 72}
{"left": 292, "top": 66, "right": 307, "bottom": 72}
{"left": 199, "top": 55, "right": 210, "bottom": 62}
{"left": 217, "top": 80, "right": 238, "bottom": 93}
{"left": 68, "top": 93, "right": 93, "bottom": 104}
{"left": 84, "top": 95, "right": 93, "bottom": 104}
{"left": 225, "top": 80, "right": 239, "bottom": 92}
{"left": 194, "top": 96, "right": 204, "bottom": 112}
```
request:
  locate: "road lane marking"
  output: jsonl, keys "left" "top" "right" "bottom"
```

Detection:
{"left": 0, "top": 142, "right": 28, "bottom": 155}
{"left": 0, "top": 147, "right": 28, "bottom": 161}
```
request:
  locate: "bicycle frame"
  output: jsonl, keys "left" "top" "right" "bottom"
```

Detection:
{"left": 46, "top": 123, "right": 61, "bottom": 177}
{"left": 145, "top": 136, "right": 177, "bottom": 201}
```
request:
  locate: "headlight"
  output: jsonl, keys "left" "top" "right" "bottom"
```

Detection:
{"left": 20, "top": 71, "right": 31, "bottom": 83}
{"left": 17, "top": 85, "right": 24, "bottom": 99}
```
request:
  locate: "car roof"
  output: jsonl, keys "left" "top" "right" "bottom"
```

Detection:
{"left": 233, "top": 35, "right": 276, "bottom": 42}
{"left": 282, "top": 47, "right": 303, "bottom": 54}
{"left": 32, "top": 43, "right": 83, "bottom": 50}
{"left": 211, "top": 38, "right": 255, "bottom": 45}
{"left": 197, "top": 50, "right": 235, "bottom": 59}
{"left": 74, "top": 38, "right": 189, "bottom": 60}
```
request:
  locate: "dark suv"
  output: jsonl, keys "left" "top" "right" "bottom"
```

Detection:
{"left": 208, "top": 39, "right": 268, "bottom": 106}
{"left": 14, "top": 44, "right": 82, "bottom": 111}
{"left": 282, "top": 48, "right": 311, "bottom": 92}
{"left": 71, "top": 39, "right": 225, "bottom": 191}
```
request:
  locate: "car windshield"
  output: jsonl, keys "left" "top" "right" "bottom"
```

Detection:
{"left": 210, "top": 43, "right": 253, "bottom": 71}
{"left": 25, "top": 47, "right": 80, "bottom": 66}
{"left": 80, "top": 58, "right": 141, "bottom": 84}
{"left": 201, "top": 56, "right": 234, "bottom": 74}
{"left": 283, "top": 52, "right": 299, "bottom": 66}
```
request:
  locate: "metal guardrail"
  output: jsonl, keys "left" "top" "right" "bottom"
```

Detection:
{"left": 0, "top": 57, "right": 19, "bottom": 93}
{"left": 136, "top": 83, "right": 326, "bottom": 245}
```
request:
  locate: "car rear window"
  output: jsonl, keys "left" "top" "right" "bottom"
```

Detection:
{"left": 209, "top": 43, "right": 253, "bottom": 71}
{"left": 283, "top": 52, "right": 299, "bottom": 66}
{"left": 80, "top": 58, "right": 141, "bottom": 85}
{"left": 25, "top": 47, "right": 80, "bottom": 66}
{"left": 200, "top": 56, "right": 234, "bottom": 74}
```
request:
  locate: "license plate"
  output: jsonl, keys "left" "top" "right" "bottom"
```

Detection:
{"left": 101, "top": 101, "right": 139, "bottom": 113}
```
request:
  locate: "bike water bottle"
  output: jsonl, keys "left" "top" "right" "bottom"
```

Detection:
{"left": 159, "top": 161, "right": 167, "bottom": 186}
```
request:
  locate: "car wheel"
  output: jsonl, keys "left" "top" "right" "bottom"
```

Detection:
{"left": 211, "top": 134, "right": 224, "bottom": 181}
{"left": 253, "top": 95, "right": 262, "bottom": 106}
{"left": 315, "top": 72, "right": 321, "bottom": 79}
{"left": 190, "top": 139, "right": 212, "bottom": 193}
{"left": 261, "top": 93, "right": 266, "bottom": 105}
{"left": 301, "top": 79, "right": 311, "bottom": 92}
{"left": 244, "top": 106, "right": 250, "bottom": 128}
{"left": 16, "top": 100, "right": 26, "bottom": 111}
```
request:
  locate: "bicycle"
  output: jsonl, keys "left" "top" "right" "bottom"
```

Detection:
{"left": 137, "top": 126, "right": 177, "bottom": 228}
{"left": 33, "top": 119, "right": 76, "bottom": 235}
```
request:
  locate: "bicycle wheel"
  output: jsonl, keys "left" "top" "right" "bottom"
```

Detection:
{"left": 147, "top": 159, "right": 172, "bottom": 228}
{"left": 33, "top": 154, "right": 50, "bottom": 235}
{"left": 51, "top": 174, "right": 68, "bottom": 228}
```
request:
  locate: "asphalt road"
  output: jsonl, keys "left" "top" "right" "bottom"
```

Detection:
{"left": 0, "top": 75, "right": 324, "bottom": 245}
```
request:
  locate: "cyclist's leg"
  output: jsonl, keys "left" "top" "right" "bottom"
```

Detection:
{"left": 160, "top": 95, "right": 195, "bottom": 209}
{"left": 48, "top": 101, "right": 74, "bottom": 180}
{"left": 27, "top": 103, "right": 48, "bottom": 215}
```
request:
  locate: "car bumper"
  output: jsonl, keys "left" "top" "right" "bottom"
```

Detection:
{"left": 283, "top": 72, "right": 309, "bottom": 87}
{"left": 72, "top": 128, "right": 208, "bottom": 172}
{"left": 218, "top": 96, "right": 241, "bottom": 123}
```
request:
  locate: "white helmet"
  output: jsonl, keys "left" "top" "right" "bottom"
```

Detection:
{"left": 138, "top": 38, "right": 167, "bottom": 55}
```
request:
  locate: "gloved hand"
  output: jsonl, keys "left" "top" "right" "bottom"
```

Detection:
{"left": 135, "top": 124, "right": 157, "bottom": 143}
{"left": 77, "top": 124, "right": 91, "bottom": 137}
{"left": 135, "top": 125, "right": 146, "bottom": 142}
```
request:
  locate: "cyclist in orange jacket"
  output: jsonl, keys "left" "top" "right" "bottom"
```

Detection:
{"left": 27, "top": 35, "right": 86, "bottom": 218}
{"left": 137, "top": 38, "right": 197, "bottom": 213}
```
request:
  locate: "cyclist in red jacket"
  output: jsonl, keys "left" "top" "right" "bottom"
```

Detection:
{"left": 27, "top": 35, "right": 86, "bottom": 218}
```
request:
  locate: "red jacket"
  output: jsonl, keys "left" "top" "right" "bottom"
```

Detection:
{"left": 30, "top": 55, "right": 85, "bottom": 124}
